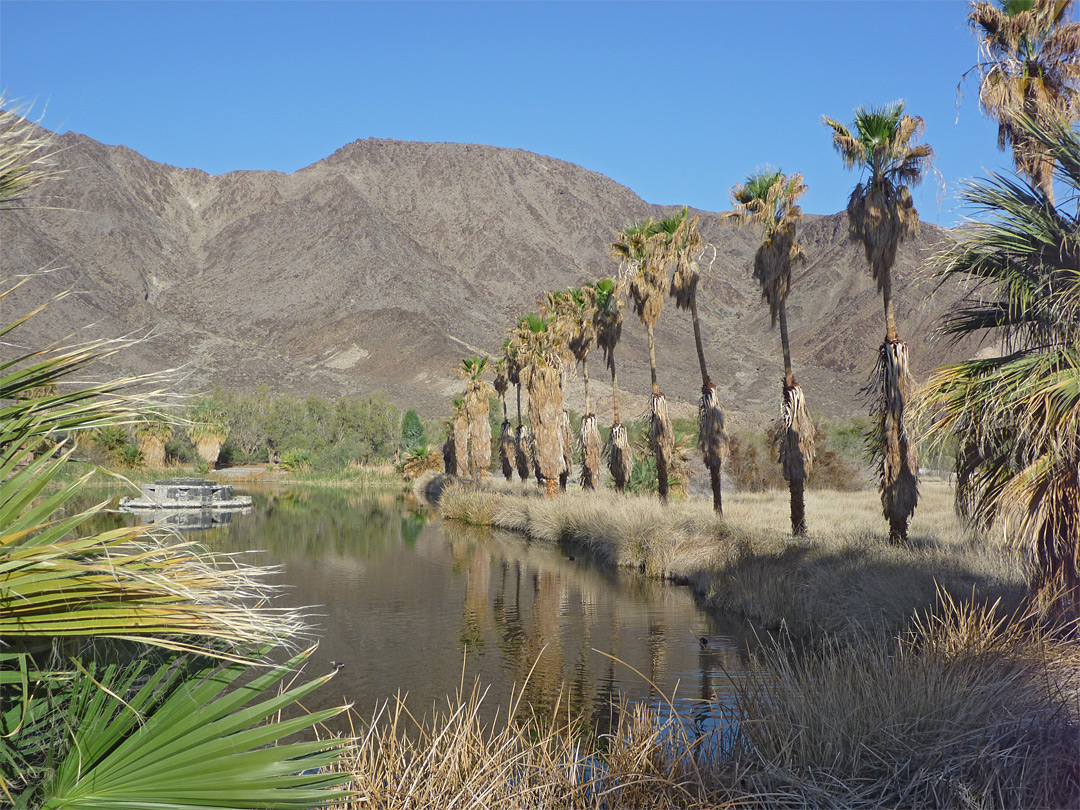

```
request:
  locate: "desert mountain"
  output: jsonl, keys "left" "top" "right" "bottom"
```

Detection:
{"left": 2, "top": 127, "right": 974, "bottom": 426}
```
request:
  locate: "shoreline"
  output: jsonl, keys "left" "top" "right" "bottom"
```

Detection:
{"left": 423, "top": 473, "right": 1029, "bottom": 640}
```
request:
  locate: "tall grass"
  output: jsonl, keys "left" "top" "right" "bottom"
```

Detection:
{"left": 328, "top": 675, "right": 733, "bottom": 810}
{"left": 727, "top": 595, "right": 1080, "bottom": 809}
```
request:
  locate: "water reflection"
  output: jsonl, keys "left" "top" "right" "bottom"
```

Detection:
{"left": 72, "top": 485, "right": 760, "bottom": 733}
{"left": 123, "top": 507, "right": 250, "bottom": 530}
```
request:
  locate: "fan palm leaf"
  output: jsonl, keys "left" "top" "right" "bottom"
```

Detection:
{"left": 921, "top": 119, "right": 1080, "bottom": 617}
{"left": 33, "top": 649, "right": 349, "bottom": 810}
{"left": 967, "top": 0, "right": 1080, "bottom": 200}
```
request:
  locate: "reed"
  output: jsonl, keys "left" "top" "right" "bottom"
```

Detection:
{"left": 725, "top": 595, "right": 1080, "bottom": 809}
{"left": 326, "top": 672, "right": 734, "bottom": 810}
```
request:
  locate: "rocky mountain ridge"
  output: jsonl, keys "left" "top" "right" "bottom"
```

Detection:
{"left": 2, "top": 127, "right": 975, "bottom": 427}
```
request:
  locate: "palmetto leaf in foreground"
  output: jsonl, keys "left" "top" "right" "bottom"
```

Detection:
{"left": 921, "top": 117, "right": 1080, "bottom": 619}
{"left": 37, "top": 649, "right": 350, "bottom": 810}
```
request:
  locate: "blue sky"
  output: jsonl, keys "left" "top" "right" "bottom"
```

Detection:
{"left": 2, "top": 1, "right": 1021, "bottom": 225}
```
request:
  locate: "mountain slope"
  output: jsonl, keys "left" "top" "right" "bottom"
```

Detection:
{"left": 2, "top": 127, "right": 972, "bottom": 425}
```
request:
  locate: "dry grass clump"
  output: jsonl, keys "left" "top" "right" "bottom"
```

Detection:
{"left": 328, "top": 677, "right": 733, "bottom": 810}
{"left": 708, "top": 482, "right": 1028, "bottom": 637}
{"left": 726, "top": 596, "right": 1080, "bottom": 809}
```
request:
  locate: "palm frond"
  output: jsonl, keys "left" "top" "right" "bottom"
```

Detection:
{"left": 36, "top": 650, "right": 349, "bottom": 810}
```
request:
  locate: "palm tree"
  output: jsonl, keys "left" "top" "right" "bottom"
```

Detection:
{"left": 663, "top": 208, "right": 730, "bottom": 513}
{"left": 594, "top": 277, "right": 633, "bottom": 492}
{"left": 519, "top": 312, "right": 566, "bottom": 497}
{"left": 542, "top": 291, "right": 576, "bottom": 490}
{"left": 729, "top": 171, "right": 816, "bottom": 534}
{"left": 187, "top": 398, "right": 228, "bottom": 469}
{"left": 493, "top": 355, "right": 515, "bottom": 480}
{"left": 824, "top": 101, "right": 935, "bottom": 544}
{"left": 134, "top": 408, "right": 174, "bottom": 468}
{"left": 570, "top": 284, "right": 603, "bottom": 490}
{"left": 613, "top": 219, "right": 674, "bottom": 503}
{"left": 460, "top": 355, "right": 492, "bottom": 480}
{"left": 920, "top": 116, "right": 1080, "bottom": 620}
{"left": 966, "top": 0, "right": 1080, "bottom": 202}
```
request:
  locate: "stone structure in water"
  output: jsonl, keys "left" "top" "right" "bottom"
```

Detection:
{"left": 120, "top": 478, "right": 253, "bottom": 510}
{"left": 119, "top": 479, "right": 253, "bottom": 530}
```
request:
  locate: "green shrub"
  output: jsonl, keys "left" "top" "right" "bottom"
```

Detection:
{"left": 280, "top": 448, "right": 313, "bottom": 471}
{"left": 401, "top": 408, "right": 427, "bottom": 451}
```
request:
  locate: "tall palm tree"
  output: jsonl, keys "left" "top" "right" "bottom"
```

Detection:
{"left": 493, "top": 355, "right": 514, "bottom": 480}
{"left": 504, "top": 334, "right": 532, "bottom": 481}
{"left": 966, "top": 0, "right": 1080, "bottom": 201}
{"left": 460, "top": 355, "right": 491, "bottom": 480}
{"left": 570, "top": 284, "right": 603, "bottom": 490}
{"left": 542, "top": 291, "right": 575, "bottom": 490}
{"left": 663, "top": 208, "right": 729, "bottom": 513}
{"left": 134, "top": 409, "right": 174, "bottom": 468}
{"left": 613, "top": 219, "right": 674, "bottom": 503}
{"left": 824, "top": 102, "right": 935, "bottom": 544}
{"left": 519, "top": 312, "right": 566, "bottom": 497}
{"left": 594, "top": 277, "right": 633, "bottom": 492}
{"left": 729, "top": 171, "right": 816, "bottom": 534}
{"left": 187, "top": 398, "right": 228, "bottom": 468}
{"left": 920, "top": 116, "right": 1080, "bottom": 620}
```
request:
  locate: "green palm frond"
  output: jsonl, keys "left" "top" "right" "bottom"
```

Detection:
{"left": 1, "top": 286, "right": 175, "bottom": 459}
{"left": 0, "top": 443, "right": 307, "bottom": 655}
{"left": 35, "top": 649, "right": 349, "bottom": 810}
{"left": 824, "top": 101, "right": 935, "bottom": 191}
{"left": 921, "top": 116, "right": 1080, "bottom": 617}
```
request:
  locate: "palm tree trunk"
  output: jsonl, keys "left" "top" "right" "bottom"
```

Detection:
{"left": 610, "top": 354, "right": 621, "bottom": 425}
{"left": 583, "top": 356, "right": 591, "bottom": 415}
{"left": 559, "top": 409, "right": 572, "bottom": 491}
{"left": 879, "top": 340, "right": 918, "bottom": 544}
{"left": 689, "top": 297, "right": 710, "bottom": 389}
{"left": 691, "top": 294, "right": 728, "bottom": 513}
{"left": 499, "top": 420, "right": 514, "bottom": 481}
{"left": 778, "top": 301, "right": 794, "bottom": 388}
{"left": 646, "top": 324, "right": 659, "bottom": 395}
{"left": 882, "top": 269, "right": 899, "bottom": 344}
{"left": 700, "top": 383, "right": 728, "bottom": 514}
{"left": 515, "top": 385, "right": 530, "bottom": 481}
{"left": 581, "top": 414, "right": 601, "bottom": 491}
{"left": 645, "top": 322, "right": 671, "bottom": 503}
{"left": 790, "top": 476, "right": 807, "bottom": 536}
{"left": 651, "top": 393, "right": 672, "bottom": 505}
{"left": 778, "top": 300, "right": 810, "bottom": 534}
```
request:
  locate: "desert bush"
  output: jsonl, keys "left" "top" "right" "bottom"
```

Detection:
{"left": 280, "top": 447, "right": 313, "bottom": 472}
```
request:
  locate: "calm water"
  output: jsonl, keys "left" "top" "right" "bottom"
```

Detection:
{"left": 94, "top": 485, "right": 760, "bottom": 731}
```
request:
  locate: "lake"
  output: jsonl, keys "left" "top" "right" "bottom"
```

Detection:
{"left": 107, "top": 485, "right": 761, "bottom": 733}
